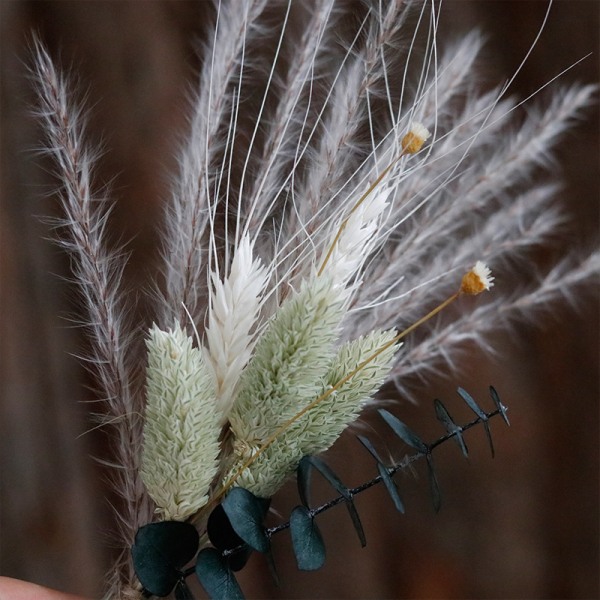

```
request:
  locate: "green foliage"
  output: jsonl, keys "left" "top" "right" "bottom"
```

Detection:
{"left": 301, "top": 456, "right": 366, "bottom": 547}
{"left": 290, "top": 506, "right": 326, "bottom": 570}
{"left": 222, "top": 488, "right": 271, "bottom": 554}
{"left": 458, "top": 387, "right": 494, "bottom": 456}
{"left": 357, "top": 435, "right": 404, "bottom": 513}
{"left": 434, "top": 399, "right": 468, "bottom": 457}
{"left": 206, "top": 504, "right": 253, "bottom": 572}
{"left": 195, "top": 548, "right": 244, "bottom": 600}
{"left": 131, "top": 521, "right": 199, "bottom": 597}
{"left": 174, "top": 580, "right": 195, "bottom": 600}
{"left": 133, "top": 387, "right": 509, "bottom": 599}
{"left": 490, "top": 386, "right": 510, "bottom": 425}
{"left": 378, "top": 408, "right": 429, "bottom": 453}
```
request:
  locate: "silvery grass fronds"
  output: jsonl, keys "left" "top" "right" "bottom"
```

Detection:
{"left": 31, "top": 0, "right": 598, "bottom": 596}
{"left": 30, "top": 38, "right": 155, "bottom": 593}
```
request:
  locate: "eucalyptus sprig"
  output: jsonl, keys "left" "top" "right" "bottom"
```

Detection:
{"left": 132, "top": 387, "right": 509, "bottom": 599}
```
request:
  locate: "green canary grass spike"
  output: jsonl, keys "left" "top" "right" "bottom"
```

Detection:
{"left": 299, "top": 328, "right": 400, "bottom": 454}
{"left": 141, "top": 323, "right": 221, "bottom": 521}
{"left": 228, "top": 275, "right": 344, "bottom": 447}
{"left": 230, "top": 329, "right": 400, "bottom": 498}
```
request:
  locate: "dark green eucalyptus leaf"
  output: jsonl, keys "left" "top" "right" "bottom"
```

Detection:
{"left": 481, "top": 419, "right": 495, "bottom": 458}
{"left": 265, "top": 547, "right": 280, "bottom": 588}
{"left": 290, "top": 506, "right": 326, "bottom": 571}
{"left": 356, "top": 436, "right": 404, "bottom": 514}
{"left": 457, "top": 387, "right": 486, "bottom": 419}
{"left": 457, "top": 387, "right": 495, "bottom": 457}
{"left": 376, "top": 463, "right": 405, "bottom": 514}
{"left": 206, "top": 504, "right": 253, "bottom": 571}
{"left": 489, "top": 386, "right": 510, "bottom": 426}
{"left": 434, "top": 399, "right": 468, "bottom": 458}
{"left": 131, "top": 521, "right": 199, "bottom": 597}
{"left": 306, "top": 457, "right": 365, "bottom": 546}
{"left": 297, "top": 456, "right": 313, "bottom": 508}
{"left": 207, "top": 504, "right": 244, "bottom": 551}
{"left": 378, "top": 409, "right": 428, "bottom": 453}
{"left": 344, "top": 501, "right": 367, "bottom": 547}
{"left": 305, "top": 456, "right": 350, "bottom": 499}
{"left": 426, "top": 454, "right": 442, "bottom": 513}
{"left": 225, "top": 545, "right": 254, "bottom": 573}
{"left": 356, "top": 435, "right": 382, "bottom": 462}
{"left": 222, "top": 487, "right": 271, "bottom": 554}
{"left": 195, "top": 547, "right": 245, "bottom": 600}
{"left": 174, "top": 579, "right": 195, "bottom": 600}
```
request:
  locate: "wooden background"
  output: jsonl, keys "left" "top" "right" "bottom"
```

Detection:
{"left": 1, "top": 1, "right": 598, "bottom": 598}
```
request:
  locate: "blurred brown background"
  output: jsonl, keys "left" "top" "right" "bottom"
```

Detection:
{"left": 1, "top": 1, "right": 598, "bottom": 598}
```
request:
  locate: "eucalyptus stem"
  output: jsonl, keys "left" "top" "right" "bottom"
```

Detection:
{"left": 185, "top": 404, "right": 506, "bottom": 573}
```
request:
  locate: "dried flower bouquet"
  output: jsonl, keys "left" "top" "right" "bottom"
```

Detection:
{"left": 30, "top": 0, "right": 597, "bottom": 597}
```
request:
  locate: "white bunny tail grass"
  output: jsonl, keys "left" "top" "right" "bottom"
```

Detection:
{"left": 203, "top": 234, "right": 268, "bottom": 422}
{"left": 30, "top": 39, "right": 153, "bottom": 593}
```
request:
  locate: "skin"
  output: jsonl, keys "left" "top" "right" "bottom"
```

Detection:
{"left": 0, "top": 578, "right": 88, "bottom": 600}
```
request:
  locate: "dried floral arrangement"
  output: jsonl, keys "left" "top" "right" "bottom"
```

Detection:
{"left": 28, "top": 0, "right": 598, "bottom": 598}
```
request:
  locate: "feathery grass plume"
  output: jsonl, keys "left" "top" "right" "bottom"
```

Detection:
{"left": 391, "top": 253, "right": 600, "bottom": 395}
{"left": 243, "top": 0, "right": 338, "bottom": 229}
{"left": 342, "top": 89, "right": 597, "bottom": 340}
{"left": 203, "top": 234, "right": 268, "bottom": 423}
{"left": 159, "top": 0, "right": 269, "bottom": 328}
{"left": 141, "top": 323, "right": 220, "bottom": 521}
{"left": 30, "top": 38, "right": 153, "bottom": 593}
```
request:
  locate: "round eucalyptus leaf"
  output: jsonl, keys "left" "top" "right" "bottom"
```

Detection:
{"left": 196, "top": 547, "right": 245, "bottom": 600}
{"left": 207, "top": 503, "right": 253, "bottom": 571}
{"left": 222, "top": 487, "right": 271, "bottom": 553}
{"left": 131, "top": 521, "right": 199, "bottom": 597}
{"left": 290, "top": 506, "right": 326, "bottom": 571}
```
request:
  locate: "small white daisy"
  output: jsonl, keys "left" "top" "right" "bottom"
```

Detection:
{"left": 401, "top": 122, "right": 431, "bottom": 154}
{"left": 461, "top": 261, "right": 495, "bottom": 295}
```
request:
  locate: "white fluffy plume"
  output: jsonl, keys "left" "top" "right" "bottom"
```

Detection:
{"left": 203, "top": 234, "right": 268, "bottom": 421}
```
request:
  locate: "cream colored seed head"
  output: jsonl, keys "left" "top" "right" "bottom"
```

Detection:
{"left": 460, "top": 261, "right": 494, "bottom": 295}
{"left": 401, "top": 122, "right": 431, "bottom": 154}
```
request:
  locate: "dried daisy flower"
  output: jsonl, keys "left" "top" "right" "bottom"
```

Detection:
{"left": 401, "top": 122, "right": 431, "bottom": 155}
{"left": 29, "top": 0, "right": 598, "bottom": 597}
{"left": 461, "top": 261, "right": 495, "bottom": 295}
